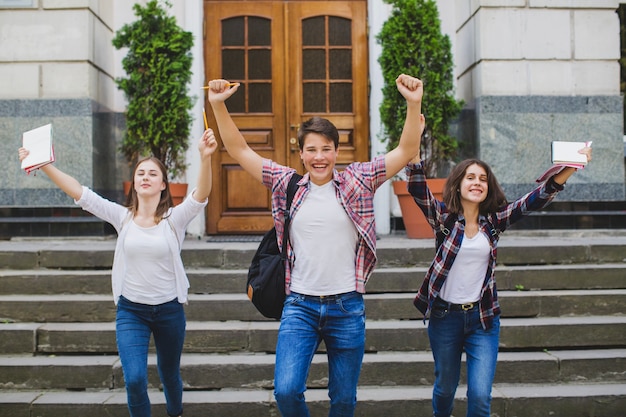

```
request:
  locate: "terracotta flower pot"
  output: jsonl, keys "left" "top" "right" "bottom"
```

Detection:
{"left": 393, "top": 178, "right": 446, "bottom": 239}
{"left": 123, "top": 181, "right": 188, "bottom": 206}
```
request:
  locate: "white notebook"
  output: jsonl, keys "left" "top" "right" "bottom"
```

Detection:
{"left": 551, "top": 141, "right": 588, "bottom": 166}
{"left": 536, "top": 140, "right": 591, "bottom": 183}
{"left": 21, "top": 124, "right": 55, "bottom": 174}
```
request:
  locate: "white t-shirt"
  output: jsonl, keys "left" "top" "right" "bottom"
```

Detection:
{"left": 122, "top": 220, "right": 176, "bottom": 305}
{"left": 439, "top": 231, "right": 490, "bottom": 304}
{"left": 289, "top": 181, "right": 358, "bottom": 296}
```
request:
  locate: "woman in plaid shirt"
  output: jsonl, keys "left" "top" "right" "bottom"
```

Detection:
{"left": 407, "top": 147, "right": 591, "bottom": 417}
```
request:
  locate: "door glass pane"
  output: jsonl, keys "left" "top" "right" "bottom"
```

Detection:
{"left": 222, "top": 17, "right": 244, "bottom": 46}
{"left": 222, "top": 49, "right": 245, "bottom": 80}
{"left": 329, "top": 49, "right": 351, "bottom": 79}
{"left": 302, "top": 16, "right": 325, "bottom": 46}
{"left": 249, "top": 49, "right": 271, "bottom": 79}
{"left": 330, "top": 83, "right": 352, "bottom": 113}
{"left": 221, "top": 16, "right": 272, "bottom": 113}
{"left": 249, "top": 83, "right": 272, "bottom": 113}
{"left": 301, "top": 15, "right": 354, "bottom": 114}
{"left": 249, "top": 17, "right": 271, "bottom": 46}
{"left": 302, "top": 49, "right": 326, "bottom": 79}
{"left": 329, "top": 17, "right": 351, "bottom": 46}
{"left": 303, "top": 83, "right": 326, "bottom": 113}
{"left": 226, "top": 83, "right": 245, "bottom": 113}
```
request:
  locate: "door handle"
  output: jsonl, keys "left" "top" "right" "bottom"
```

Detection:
{"left": 289, "top": 124, "right": 300, "bottom": 152}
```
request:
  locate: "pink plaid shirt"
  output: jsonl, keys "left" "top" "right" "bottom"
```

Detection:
{"left": 262, "top": 156, "right": 387, "bottom": 294}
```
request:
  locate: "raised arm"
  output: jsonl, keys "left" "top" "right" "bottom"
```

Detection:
{"left": 207, "top": 79, "right": 264, "bottom": 183}
{"left": 384, "top": 74, "right": 426, "bottom": 180}
{"left": 552, "top": 146, "right": 593, "bottom": 185}
{"left": 18, "top": 148, "right": 83, "bottom": 200}
{"left": 191, "top": 128, "right": 218, "bottom": 202}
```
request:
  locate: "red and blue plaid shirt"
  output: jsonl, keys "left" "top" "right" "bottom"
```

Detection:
{"left": 407, "top": 161, "right": 564, "bottom": 329}
{"left": 262, "top": 156, "right": 387, "bottom": 294}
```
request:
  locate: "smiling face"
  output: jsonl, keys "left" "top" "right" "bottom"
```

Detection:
{"left": 299, "top": 133, "right": 338, "bottom": 186}
{"left": 133, "top": 159, "right": 166, "bottom": 197}
{"left": 459, "top": 163, "right": 489, "bottom": 205}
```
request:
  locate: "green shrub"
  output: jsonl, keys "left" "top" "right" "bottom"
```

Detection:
{"left": 112, "top": 0, "right": 194, "bottom": 180}
{"left": 377, "top": 0, "right": 463, "bottom": 177}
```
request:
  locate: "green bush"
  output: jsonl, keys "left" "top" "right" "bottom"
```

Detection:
{"left": 377, "top": 0, "right": 463, "bottom": 177}
{"left": 112, "top": 0, "right": 194, "bottom": 180}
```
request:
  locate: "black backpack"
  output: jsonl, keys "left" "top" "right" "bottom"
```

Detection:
{"left": 246, "top": 173, "right": 302, "bottom": 319}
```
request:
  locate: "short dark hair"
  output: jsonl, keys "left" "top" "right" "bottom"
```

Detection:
{"left": 443, "top": 159, "right": 507, "bottom": 215}
{"left": 297, "top": 117, "right": 339, "bottom": 150}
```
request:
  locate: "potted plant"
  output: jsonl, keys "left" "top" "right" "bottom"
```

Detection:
{"left": 112, "top": 0, "right": 195, "bottom": 205}
{"left": 376, "top": 0, "right": 464, "bottom": 238}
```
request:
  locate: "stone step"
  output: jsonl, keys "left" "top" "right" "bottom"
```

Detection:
{"left": 1, "top": 382, "right": 625, "bottom": 417}
{"left": 2, "top": 233, "right": 626, "bottom": 270}
{"left": 0, "top": 289, "right": 624, "bottom": 323}
{"left": 1, "top": 349, "right": 624, "bottom": 391}
{"left": 2, "top": 263, "right": 625, "bottom": 295}
{"left": 2, "top": 316, "right": 625, "bottom": 355}
{"left": 0, "top": 232, "right": 624, "bottom": 416}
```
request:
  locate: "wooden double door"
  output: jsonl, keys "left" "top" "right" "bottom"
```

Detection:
{"left": 204, "top": 0, "right": 369, "bottom": 234}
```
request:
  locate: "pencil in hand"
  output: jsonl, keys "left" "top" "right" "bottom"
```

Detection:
{"left": 202, "top": 107, "right": 209, "bottom": 130}
{"left": 201, "top": 82, "right": 237, "bottom": 89}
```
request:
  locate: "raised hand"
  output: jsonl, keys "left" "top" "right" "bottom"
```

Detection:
{"left": 18, "top": 147, "right": 29, "bottom": 162}
{"left": 396, "top": 74, "right": 423, "bottom": 104}
{"left": 199, "top": 128, "right": 218, "bottom": 159}
{"left": 207, "top": 80, "right": 239, "bottom": 103}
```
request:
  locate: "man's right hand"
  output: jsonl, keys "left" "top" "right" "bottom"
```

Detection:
{"left": 208, "top": 79, "right": 240, "bottom": 104}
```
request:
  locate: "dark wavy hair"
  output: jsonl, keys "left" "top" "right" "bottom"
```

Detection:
{"left": 442, "top": 159, "right": 507, "bottom": 215}
{"left": 124, "top": 156, "right": 173, "bottom": 222}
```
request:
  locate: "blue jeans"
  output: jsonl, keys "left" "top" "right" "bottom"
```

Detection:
{"left": 274, "top": 291, "right": 366, "bottom": 417}
{"left": 428, "top": 298, "right": 500, "bottom": 417}
{"left": 116, "top": 296, "right": 186, "bottom": 417}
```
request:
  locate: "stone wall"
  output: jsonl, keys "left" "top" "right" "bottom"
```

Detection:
{"left": 455, "top": 0, "right": 625, "bottom": 201}
{"left": 0, "top": 1, "right": 127, "bottom": 206}
{"left": 1, "top": 98, "right": 127, "bottom": 206}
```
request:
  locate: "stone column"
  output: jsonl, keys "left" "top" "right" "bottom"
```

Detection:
{"left": 0, "top": 1, "right": 127, "bottom": 206}
{"left": 455, "top": 0, "right": 625, "bottom": 201}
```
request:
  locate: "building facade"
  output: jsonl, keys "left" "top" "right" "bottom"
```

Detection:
{"left": 1, "top": 0, "right": 623, "bottom": 237}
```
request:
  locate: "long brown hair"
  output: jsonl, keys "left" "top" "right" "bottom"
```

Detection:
{"left": 442, "top": 159, "right": 507, "bottom": 215}
{"left": 124, "top": 157, "right": 173, "bottom": 222}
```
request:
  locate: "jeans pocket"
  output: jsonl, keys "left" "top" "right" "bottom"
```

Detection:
{"left": 285, "top": 293, "right": 304, "bottom": 306}
{"left": 338, "top": 295, "right": 365, "bottom": 315}
{"left": 430, "top": 306, "right": 449, "bottom": 319}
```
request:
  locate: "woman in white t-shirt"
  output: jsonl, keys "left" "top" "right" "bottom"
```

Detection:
{"left": 408, "top": 146, "right": 592, "bottom": 417}
{"left": 18, "top": 129, "right": 218, "bottom": 417}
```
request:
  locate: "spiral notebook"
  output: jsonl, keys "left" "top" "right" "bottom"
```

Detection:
{"left": 21, "top": 123, "right": 55, "bottom": 174}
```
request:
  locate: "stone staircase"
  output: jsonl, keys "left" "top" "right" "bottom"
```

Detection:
{"left": 0, "top": 231, "right": 625, "bottom": 417}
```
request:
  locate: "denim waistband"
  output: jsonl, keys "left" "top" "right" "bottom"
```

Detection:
{"left": 290, "top": 291, "right": 360, "bottom": 302}
{"left": 118, "top": 295, "right": 178, "bottom": 307}
{"left": 434, "top": 296, "right": 479, "bottom": 311}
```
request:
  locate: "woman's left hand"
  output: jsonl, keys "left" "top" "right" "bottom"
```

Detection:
{"left": 578, "top": 146, "right": 592, "bottom": 163}
{"left": 199, "top": 128, "right": 218, "bottom": 159}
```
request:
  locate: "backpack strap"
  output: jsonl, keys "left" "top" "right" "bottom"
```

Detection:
{"left": 436, "top": 212, "right": 503, "bottom": 251}
{"left": 486, "top": 213, "right": 502, "bottom": 243}
{"left": 435, "top": 213, "right": 457, "bottom": 251}
{"left": 281, "top": 173, "right": 303, "bottom": 257}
